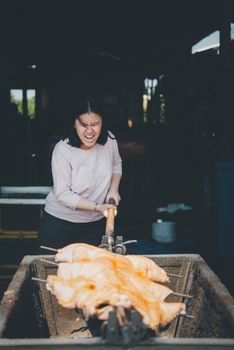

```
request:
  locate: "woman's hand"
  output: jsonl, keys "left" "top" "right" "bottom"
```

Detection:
{"left": 96, "top": 203, "right": 117, "bottom": 217}
{"left": 106, "top": 191, "right": 121, "bottom": 206}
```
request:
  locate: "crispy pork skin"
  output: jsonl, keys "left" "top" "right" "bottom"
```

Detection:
{"left": 55, "top": 243, "right": 169, "bottom": 283}
{"left": 56, "top": 260, "right": 172, "bottom": 301}
{"left": 124, "top": 255, "right": 169, "bottom": 283}
{"left": 46, "top": 274, "right": 184, "bottom": 330}
{"left": 46, "top": 243, "right": 185, "bottom": 330}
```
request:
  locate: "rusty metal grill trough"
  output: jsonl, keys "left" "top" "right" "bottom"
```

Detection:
{"left": 0, "top": 253, "right": 234, "bottom": 349}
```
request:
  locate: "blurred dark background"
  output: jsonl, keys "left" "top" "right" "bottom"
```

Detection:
{"left": 0, "top": 1, "right": 234, "bottom": 296}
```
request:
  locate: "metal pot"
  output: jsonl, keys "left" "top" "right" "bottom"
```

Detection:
{"left": 152, "top": 219, "right": 176, "bottom": 243}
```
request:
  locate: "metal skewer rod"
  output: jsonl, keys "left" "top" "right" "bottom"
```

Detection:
{"left": 122, "top": 240, "right": 138, "bottom": 245}
{"left": 167, "top": 273, "right": 183, "bottom": 278}
{"left": 172, "top": 292, "right": 193, "bottom": 298}
{"left": 39, "top": 259, "right": 58, "bottom": 266}
{"left": 184, "top": 314, "right": 195, "bottom": 319}
{"left": 40, "top": 245, "right": 58, "bottom": 252}
{"left": 32, "top": 277, "right": 47, "bottom": 284}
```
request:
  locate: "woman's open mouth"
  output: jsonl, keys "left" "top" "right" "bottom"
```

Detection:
{"left": 84, "top": 135, "right": 95, "bottom": 143}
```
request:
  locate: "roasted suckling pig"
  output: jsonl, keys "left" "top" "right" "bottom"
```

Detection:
{"left": 55, "top": 243, "right": 169, "bottom": 283}
{"left": 46, "top": 243, "right": 186, "bottom": 331}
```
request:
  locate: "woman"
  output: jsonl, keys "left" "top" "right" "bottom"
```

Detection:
{"left": 38, "top": 98, "right": 122, "bottom": 249}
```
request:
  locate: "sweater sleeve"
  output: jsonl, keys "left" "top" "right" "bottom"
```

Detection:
{"left": 112, "top": 138, "right": 122, "bottom": 175}
{"left": 51, "top": 142, "right": 81, "bottom": 210}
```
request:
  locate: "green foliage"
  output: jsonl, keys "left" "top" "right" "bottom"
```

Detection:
{"left": 10, "top": 94, "right": 35, "bottom": 119}
{"left": 27, "top": 97, "right": 35, "bottom": 119}
{"left": 10, "top": 96, "right": 23, "bottom": 115}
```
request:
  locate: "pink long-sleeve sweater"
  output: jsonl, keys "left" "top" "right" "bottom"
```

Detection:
{"left": 45, "top": 135, "right": 122, "bottom": 222}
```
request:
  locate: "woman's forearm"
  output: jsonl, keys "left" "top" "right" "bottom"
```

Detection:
{"left": 76, "top": 197, "right": 116, "bottom": 215}
{"left": 109, "top": 173, "right": 122, "bottom": 192}
{"left": 76, "top": 197, "right": 97, "bottom": 211}
{"left": 106, "top": 173, "right": 122, "bottom": 205}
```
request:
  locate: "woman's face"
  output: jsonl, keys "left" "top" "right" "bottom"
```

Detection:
{"left": 74, "top": 113, "right": 102, "bottom": 150}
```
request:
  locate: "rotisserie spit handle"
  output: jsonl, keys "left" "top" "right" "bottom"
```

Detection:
{"left": 105, "top": 197, "right": 116, "bottom": 240}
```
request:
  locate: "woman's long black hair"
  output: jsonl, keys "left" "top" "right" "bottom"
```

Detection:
{"left": 66, "top": 97, "right": 115, "bottom": 148}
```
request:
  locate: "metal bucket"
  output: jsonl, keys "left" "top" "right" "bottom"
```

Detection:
{"left": 152, "top": 220, "right": 176, "bottom": 243}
